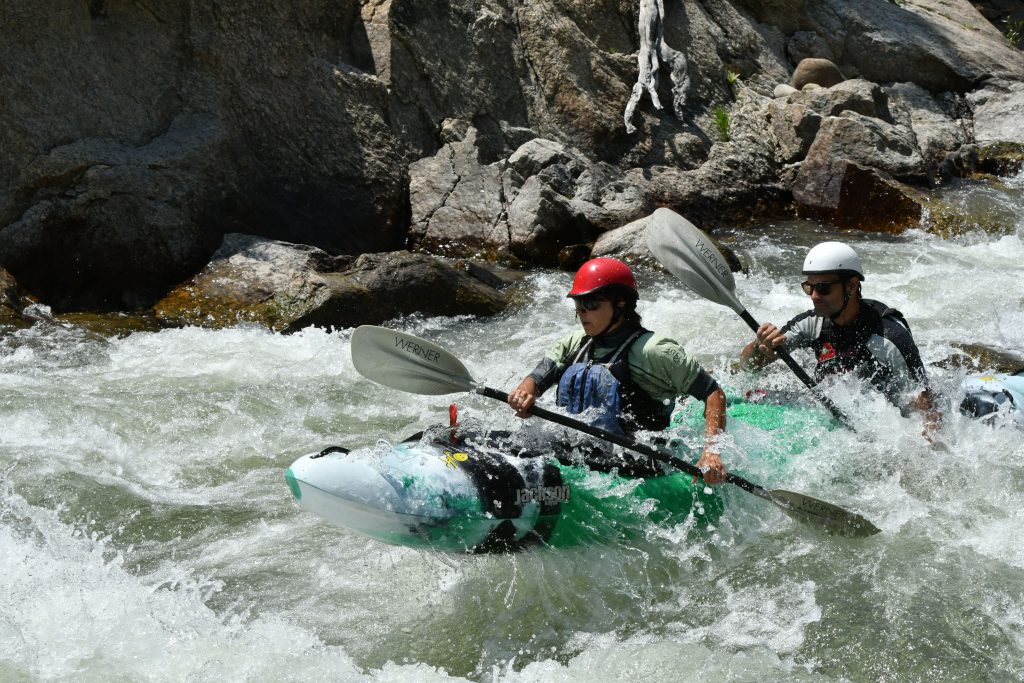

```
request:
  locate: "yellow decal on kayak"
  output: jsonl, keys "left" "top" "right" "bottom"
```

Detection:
{"left": 442, "top": 450, "right": 469, "bottom": 468}
{"left": 980, "top": 376, "right": 996, "bottom": 381}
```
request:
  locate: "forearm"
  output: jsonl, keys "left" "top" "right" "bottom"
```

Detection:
{"left": 703, "top": 388, "right": 727, "bottom": 449}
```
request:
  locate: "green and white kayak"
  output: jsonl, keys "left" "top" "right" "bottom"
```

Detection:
{"left": 285, "top": 397, "right": 827, "bottom": 553}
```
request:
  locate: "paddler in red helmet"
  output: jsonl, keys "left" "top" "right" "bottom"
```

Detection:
{"left": 507, "top": 257, "right": 728, "bottom": 484}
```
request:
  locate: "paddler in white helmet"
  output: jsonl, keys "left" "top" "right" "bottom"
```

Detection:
{"left": 739, "top": 242, "right": 941, "bottom": 435}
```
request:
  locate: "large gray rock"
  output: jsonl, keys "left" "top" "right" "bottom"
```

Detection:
{"left": 1, "top": 1, "right": 407, "bottom": 311}
{"left": 801, "top": 112, "right": 928, "bottom": 181}
{"left": 410, "top": 130, "right": 651, "bottom": 265}
{"left": 969, "top": 82, "right": 1024, "bottom": 145}
{"left": 408, "top": 128, "right": 509, "bottom": 257}
{"left": 153, "top": 234, "right": 507, "bottom": 331}
{"left": 0, "top": 114, "right": 232, "bottom": 310}
{"left": 770, "top": 101, "right": 824, "bottom": 164}
{"left": 886, "top": 82, "right": 967, "bottom": 166}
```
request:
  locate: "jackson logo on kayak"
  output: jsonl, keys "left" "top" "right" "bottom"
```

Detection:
{"left": 394, "top": 335, "right": 441, "bottom": 364}
{"left": 694, "top": 238, "right": 730, "bottom": 280}
{"left": 516, "top": 485, "right": 571, "bottom": 505}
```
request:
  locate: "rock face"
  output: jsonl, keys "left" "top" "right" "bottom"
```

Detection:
{"left": 3, "top": 0, "right": 1024, "bottom": 319}
{"left": 153, "top": 235, "right": 508, "bottom": 331}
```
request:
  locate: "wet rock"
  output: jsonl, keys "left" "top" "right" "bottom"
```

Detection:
{"left": 53, "top": 312, "right": 163, "bottom": 338}
{"left": 153, "top": 235, "right": 507, "bottom": 331}
{"left": 557, "top": 244, "right": 593, "bottom": 272}
{"left": 792, "top": 160, "right": 923, "bottom": 232}
{"left": 0, "top": 267, "right": 36, "bottom": 328}
{"left": 938, "top": 343, "right": 1024, "bottom": 374}
{"left": 791, "top": 58, "right": 845, "bottom": 89}
{"left": 976, "top": 142, "right": 1024, "bottom": 176}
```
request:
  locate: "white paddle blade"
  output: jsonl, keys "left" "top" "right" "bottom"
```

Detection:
{"left": 645, "top": 208, "right": 745, "bottom": 314}
{"left": 351, "top": 325, "right": 477, "bottom": 395}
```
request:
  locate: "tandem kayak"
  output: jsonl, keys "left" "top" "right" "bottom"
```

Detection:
{"left": 284, "top": 395, "right": 827, "bottom": 553}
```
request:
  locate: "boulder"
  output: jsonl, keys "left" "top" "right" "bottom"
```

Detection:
{"left": 801, "top": 112, "right": 928, "bottom": 181}
{"left": 408, "top": 128, "right": 508, "bottom": 257}
{"left": 791, "top": 58, "right": 845, "bottom": 89}
{"left": 506, "top": 177, "right": 595, "bottom": 265}
{"left": 410, "top": 130, "right": 650, "bottom": 265}
{"left": 1, "top": 2, "right": 408, "bottom": 311}
{"left": 885, "top": 82, "right": 966, "bottom": 167}
{"left": 976, "top": 142, "right": 1024, "bottom": 176}
{"left": 969, "top": 81, "right": 1024, "bottom": 145}
{"left": 792, "top": 159, "right": 923, "bottom": 232}
{"left": 0, "top": 267, "right": 36, "bottom": 328}
{"left": 0, "top": 114, "right": 233, "bottom": 311}
{"left": 153, "top": 235, "right": 507, "bottom": 331}
{"left": 769, "top": 100, "right": 823, "bottom": 164}
{"left": 774, "top": 84, "right": 799, "bottom": 98}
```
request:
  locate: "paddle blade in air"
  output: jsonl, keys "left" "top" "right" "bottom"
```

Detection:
{"left": 645, "top": 208, "right": 745, "bottom": 314}
{"left": 351, "top": 325, "right": 477, "bottom": 395}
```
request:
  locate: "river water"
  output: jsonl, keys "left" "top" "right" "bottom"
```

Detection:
{"left": 1, "top": 172, "right": 1022, "bottom": 681}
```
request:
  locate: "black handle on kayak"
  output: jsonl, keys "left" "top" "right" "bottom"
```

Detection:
{"left": 738, "top": 310, "right": 856, "bottom": 431}
{"left": 476, "top": 386, "right": 770, "bottom": 495}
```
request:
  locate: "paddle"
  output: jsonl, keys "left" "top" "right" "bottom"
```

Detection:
{"left": 645, "top": 208, "right": 857, "bottom": 431}
{"left": 351, "top": 324, "right": 880, "bottom": 537}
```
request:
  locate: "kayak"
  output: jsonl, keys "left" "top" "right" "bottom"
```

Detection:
{"left": 284, "top": 396, "right": 825, "bottom": 553}
{"left": 960, "top": 370, "right": 1024, "bottom": 425}
{"left": 285, "top": 428, "right": 724, "bottom": 553}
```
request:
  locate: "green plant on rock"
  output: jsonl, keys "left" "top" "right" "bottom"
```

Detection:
{"left": 712, "top": 107, "right": 730, "bottom": 142}
{"left": 726, "top": 69, "right": 741, "bottom": 95}
{"left": 1007, "top": 19, "right": 1024, "bottom": 47}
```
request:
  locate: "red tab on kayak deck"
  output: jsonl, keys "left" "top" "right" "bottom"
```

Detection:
{"left": 449, "top": 404, "right": 459, "bottom": 442}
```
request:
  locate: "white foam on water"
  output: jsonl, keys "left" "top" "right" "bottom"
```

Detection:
{"left": 2, "top": 178, "right": 1024, "bottom": 680}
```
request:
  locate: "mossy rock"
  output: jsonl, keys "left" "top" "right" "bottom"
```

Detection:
{"left": 976, "top": 142, "right": 1024, "bottom": 177}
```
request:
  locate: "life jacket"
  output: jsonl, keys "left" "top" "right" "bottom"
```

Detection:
{"left": 556, "top": 328, "right": 673, "bottom": 436}
{"left": 811, "top": 299, "right": 909, "bottom": 381}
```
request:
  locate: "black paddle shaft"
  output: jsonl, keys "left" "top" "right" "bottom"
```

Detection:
{"left": 737, "top": 310, "right": 857, "bottom": 432}
{"left": 476, "top": 386, "right": 765, "bottom": 495}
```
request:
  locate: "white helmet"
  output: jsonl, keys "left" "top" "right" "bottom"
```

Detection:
{"left": 803, "top": 242, "right": 864, "bottom": 280}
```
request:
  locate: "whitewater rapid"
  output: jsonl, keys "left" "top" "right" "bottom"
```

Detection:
{"left": 1, "top": 174, "right": 1022, "bottom": 681}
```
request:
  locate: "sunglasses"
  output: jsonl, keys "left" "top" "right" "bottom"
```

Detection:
{"left": 574, "top": 297, "right": 606, "bottom": 312}
{"left": 801, "top": 279, "right": 844, "bottom": 296}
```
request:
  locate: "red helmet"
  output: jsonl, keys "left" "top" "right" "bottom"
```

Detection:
{"left": 567, "top": 258, "right": 638, "bottom": 298}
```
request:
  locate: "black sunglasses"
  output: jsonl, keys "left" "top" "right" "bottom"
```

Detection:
{"left": 573, "top": 296, "right": 606, "bottom": 311}
{"left": 801, "top": 279, "right": 844, "bottom": 296}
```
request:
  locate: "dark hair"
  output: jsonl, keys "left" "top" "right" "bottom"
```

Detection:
{"left": 607, "top": 287, "right": 642, "bottom": 327}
